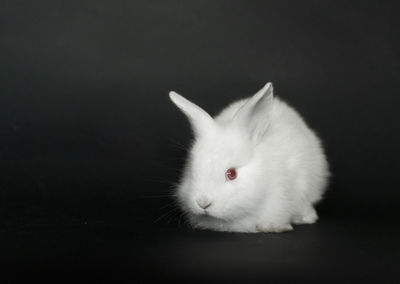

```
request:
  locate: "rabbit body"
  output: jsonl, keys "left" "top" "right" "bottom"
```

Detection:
{"left": 169, "top": 83, "right": 329, "bottom": 233}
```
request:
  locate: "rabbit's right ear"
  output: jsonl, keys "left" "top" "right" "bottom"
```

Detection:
{"left": 169, "top": 91, "right": 214, "bottom": 136}
{"left": 232, "top": 82, "right": 274, "bottom": 142}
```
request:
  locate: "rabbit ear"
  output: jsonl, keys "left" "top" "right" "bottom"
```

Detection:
{"left": 169, "top": 91, "right": 214, "bottom": 136}
{"left": 233, "top": 82, "right": 274, "bottom": 142}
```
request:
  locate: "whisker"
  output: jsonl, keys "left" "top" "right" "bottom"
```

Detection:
{"left": 152, "top": 207, "right": 180, "bottom": 225}
{"left": 166, "top": 209, "right": 182, "bottom": 225}
{"left": 159, "top": 201, "right": 178, "bottom": 210}
{"left": 167, "top": 139, "right": 190, "bottom": 152}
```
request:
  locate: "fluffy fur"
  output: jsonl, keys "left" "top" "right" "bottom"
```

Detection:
{"left": 169, "top": 83, "right": 329, "bottom": 233}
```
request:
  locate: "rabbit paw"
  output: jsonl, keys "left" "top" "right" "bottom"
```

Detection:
{"left": 256, "top": 223, "right": 293, "bottom": 233}
{"left": 292, "top": 207, "right": 318, "bottom": 225}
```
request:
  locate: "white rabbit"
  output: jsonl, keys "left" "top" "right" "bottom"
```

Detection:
{"left": 169, "top": 83, "right": 329, "bottom": 233}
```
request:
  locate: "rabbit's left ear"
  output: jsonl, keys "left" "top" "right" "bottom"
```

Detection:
{"left": 233, "top": 82, "right": 274, "bottom": 142}
{"left": 169, "top": 91, "right": 214, "bottom": 137}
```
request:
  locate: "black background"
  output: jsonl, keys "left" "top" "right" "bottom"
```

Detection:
{"left": 1, "top": 1, "right": 399, "bottom": 283}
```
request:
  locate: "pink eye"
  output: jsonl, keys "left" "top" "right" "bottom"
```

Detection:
{"left": 225, "top": 168, "right": 237, "bottom": 181}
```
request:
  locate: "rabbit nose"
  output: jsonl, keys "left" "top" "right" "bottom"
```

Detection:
{"left": 196, "top": 195, "right": 212, "bottom": 210}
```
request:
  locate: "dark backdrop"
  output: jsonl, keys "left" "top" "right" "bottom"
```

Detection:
{"left": 1, "top": 1, "right": 399, "bottom": 283}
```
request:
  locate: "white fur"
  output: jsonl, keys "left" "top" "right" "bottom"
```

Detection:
{"left": 169, "top": 83, "right": 329, "bottom": 233}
